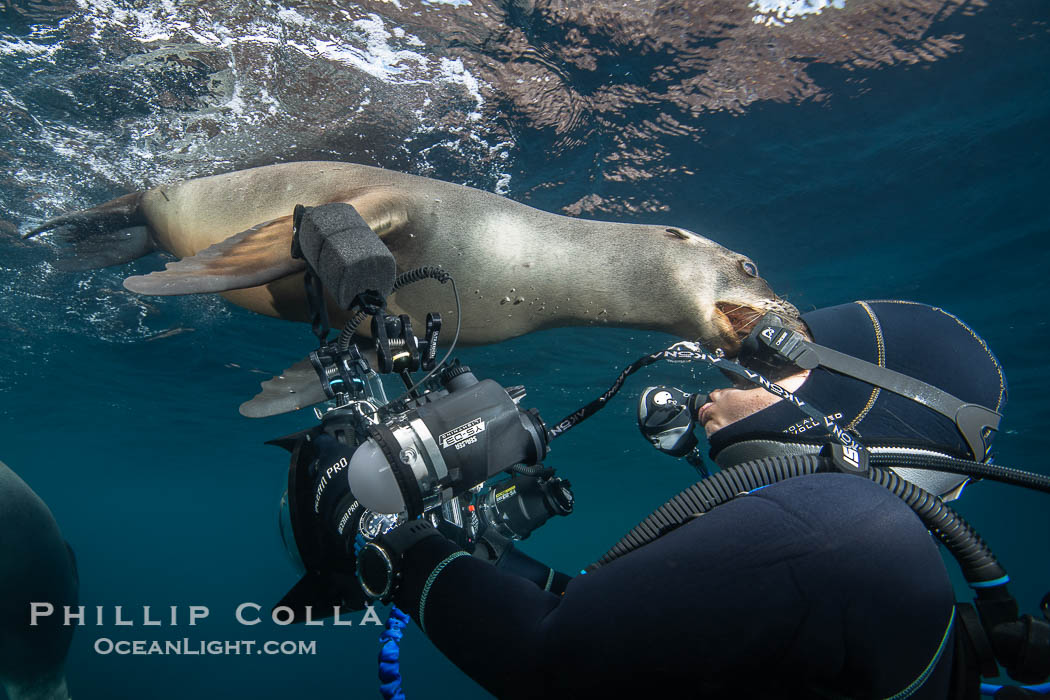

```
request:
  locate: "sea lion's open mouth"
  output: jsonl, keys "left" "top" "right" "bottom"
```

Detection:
{"left": 715, "top": 302, "right": 764, "bottom": 352}
{"left": 713, "top": 300, "right": 804, "bottom": 355}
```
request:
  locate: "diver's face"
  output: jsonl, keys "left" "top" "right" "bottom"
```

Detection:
{"left": 697, "top": 371, "right": 809, "bottom": 437}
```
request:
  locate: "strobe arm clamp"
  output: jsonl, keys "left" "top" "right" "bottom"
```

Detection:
{"left": 420, "top": 313, "right": 442, "bottom": 372}
{"left": 308, "top": 343, "right": 372, "bottom": 405}
{"left": 373, "top": 313, "right": 421, "bottom": 375}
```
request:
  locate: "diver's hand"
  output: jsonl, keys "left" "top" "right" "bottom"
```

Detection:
{"left": 472, "top": 526, "right": 514, "bottom": 565}
{"left": 471, "top": 524, "right": 571, "bottom": 594}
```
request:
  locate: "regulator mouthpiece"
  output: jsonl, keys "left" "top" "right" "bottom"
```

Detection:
{"left": 638, "top": 386, "right": 702, "bottom": 458}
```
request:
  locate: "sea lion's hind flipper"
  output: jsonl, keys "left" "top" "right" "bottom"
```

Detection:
{"left": 123, "top": 215, "right": 305, "bottom": 296}
{"left": 23, "top": 192, "right": 145, "bottom": 239}
{"left": 24, "top": 192, "right": 155, "bottom": 270}
{"left": 53, "top": 225, "right": 154, "bottom": 271}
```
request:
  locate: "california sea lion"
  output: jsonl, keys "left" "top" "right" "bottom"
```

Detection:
{"left": 0, "top": 460, "right": 78, "bottom": 700}
{"left": 26, "top": 161, "right": 799, "bottom": 349}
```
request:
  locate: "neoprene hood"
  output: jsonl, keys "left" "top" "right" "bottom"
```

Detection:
{"left": 709, "top": 301, "right": 1007, "bottom": 484}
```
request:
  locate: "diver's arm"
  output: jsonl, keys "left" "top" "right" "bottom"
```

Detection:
{"left": 493, "top": 544, "right": 572, "bottom": 594}
{"left": 472, "top": 528, "right": 572, "bottom": 595}
{"left": 391, "top": 488, "right": 819, "bottom": 698}
{"left": 394, "top": 534, "right": 561, "bottom": 695}
{"left": 391, "top": 474, "right": 956, "bottom": 698}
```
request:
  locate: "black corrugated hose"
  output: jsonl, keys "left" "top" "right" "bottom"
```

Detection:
{"left": 869, "top": 452, "right": 1050, "bottom": 494}
{"left": 590, "top": 453, "right": 1007, "bottom": 588}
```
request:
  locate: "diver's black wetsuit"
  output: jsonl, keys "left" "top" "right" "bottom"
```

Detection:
{"left": 392, "top": 473, "right": 957, "bottom": 698}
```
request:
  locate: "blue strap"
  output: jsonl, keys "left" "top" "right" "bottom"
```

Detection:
{"left": 981, "top": 682, "right": 1050, "bottom": 696}
{"left": 378, "top": 605, "right": 412, "bottom": 700}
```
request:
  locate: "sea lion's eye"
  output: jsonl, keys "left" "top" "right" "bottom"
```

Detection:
{"left": 741, "top": 260, "right": 759, "bottom": 277}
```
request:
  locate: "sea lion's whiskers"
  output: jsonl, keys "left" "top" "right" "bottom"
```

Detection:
{"left": 735, "top": 313, "right": 761, "bottom": 333}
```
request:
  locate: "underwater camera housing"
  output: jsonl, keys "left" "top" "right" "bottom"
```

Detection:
{"left": 347, "top": 364, "right": 548, "bottom": 517}
{"left": 273, "top": 362, "right": 553, "bottom": 618}
{"left": 270, "top": 202, "right": 563, "bottom": 620}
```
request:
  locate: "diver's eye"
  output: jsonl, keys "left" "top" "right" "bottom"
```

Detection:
{"left": 741, "top": 260, "right": 759, "bottom": 277}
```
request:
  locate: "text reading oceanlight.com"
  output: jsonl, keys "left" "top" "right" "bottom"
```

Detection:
{"left": 94, "top": 639, "right": 317, "bottom": 656}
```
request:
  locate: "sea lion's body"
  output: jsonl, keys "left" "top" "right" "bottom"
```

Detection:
{"left": 30, "top": 161, "right": 799, "bottom": 349}
{"left": 0, "top": 461, "right": 77, "bottom": 700}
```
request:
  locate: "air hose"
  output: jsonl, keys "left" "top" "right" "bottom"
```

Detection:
{"left": 590, "top": 453, "right": 1006, "bottom": 588}
{"left": 868, "top": 452, "right": 1050, "bottom": 494}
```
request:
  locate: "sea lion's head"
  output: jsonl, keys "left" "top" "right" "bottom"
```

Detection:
{"left": 658, "top": 226, "right": 804, "bottom": 354}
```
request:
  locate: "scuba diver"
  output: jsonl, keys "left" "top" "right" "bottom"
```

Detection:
{"left": 271, "top": 202, "right": 1048, "bottom": 699}
{"left": 356, "top": 300, "right": 1011, "bottom": 699}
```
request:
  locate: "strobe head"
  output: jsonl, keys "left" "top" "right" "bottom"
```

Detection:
{"left": 348, "top": 367, "right": 549, "bottom": 516}
{"left": 292, "top": 202, "right": 397, "bottom": 309}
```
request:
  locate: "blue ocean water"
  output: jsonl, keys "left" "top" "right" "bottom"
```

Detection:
{"left": 1, "top": 1, "right": 1048, "bottom": 698}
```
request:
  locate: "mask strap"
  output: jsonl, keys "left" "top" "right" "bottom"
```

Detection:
{"left": 745, "top": 315, "right": 1001, "bottom": 459}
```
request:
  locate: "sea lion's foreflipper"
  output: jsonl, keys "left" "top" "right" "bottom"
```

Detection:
{"left": 123, "top": 216, "right": 305, "bottom": 295}
{"left": 240, "top": 342, "right": 382, "bottom": 418}
{"left": 239, "top": 357, "right": 328, "bottom": 418}
{"left": 123, "top": 187, "right": 410, "bottom": 296}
